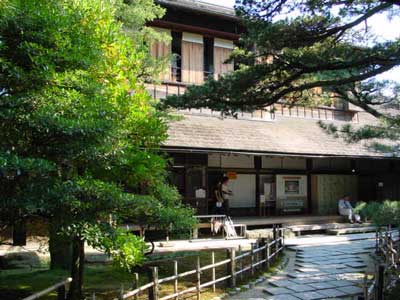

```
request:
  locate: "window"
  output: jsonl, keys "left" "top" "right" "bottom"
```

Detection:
{"left": 171, "top": 31, "right": 182, "bottom": 82}
{"left": 203, "top": 37, "right": 214, "bottom": 80}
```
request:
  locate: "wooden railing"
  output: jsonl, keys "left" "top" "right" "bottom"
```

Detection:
{"left": 22, "top": 277, "right": 72, "bottom": 300}
{"left": 363, "top": 227, "right": 400, "bottom": 300}
{"left": 144, "top": 82, "right": 359, "bottom": 123}
{"left": 119, "top": 233, "right": 284, "bottom": 300}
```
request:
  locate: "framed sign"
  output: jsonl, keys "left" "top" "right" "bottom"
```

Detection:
{"left": 276, "top": 175, "right": 307, "bottom": 197}
{"left": 285, "top": 180, "right": 300, "bottom": 194}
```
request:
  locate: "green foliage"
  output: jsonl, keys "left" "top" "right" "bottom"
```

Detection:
{"left": 355, "top": 201, "right": 400, "bottom": 227}
{"left": 0, "top": 0, "right": 194, "bottom": 289}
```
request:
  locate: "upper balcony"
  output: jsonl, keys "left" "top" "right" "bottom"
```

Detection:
{"left": 145, "top": 81, "right": 359, "bottom": 123}
{"left": 146, "top": 3, "right": 359, "bottom": 124}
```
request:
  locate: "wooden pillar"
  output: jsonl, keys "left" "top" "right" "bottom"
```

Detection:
{"left": 229, "top": 249, "right": 236, "bottom": 287}
{"left": 211, "top": 251, "right": 216, "bottom": 292}
{"left": 196, "top": 256, "right": 201, "bottom": 300}
{"left": 306, "top": 158, "right": 313, "bottom": 214}
{"left": 173, "top": 261, "right": 178, "bottom": 300}
{"left": 255, "top": 156, "right": 262, "bottom": 216}
{"left": 133, "top": 273, "right": 139, "bottom": 300}
{"left": 250, "top": 243, "right": 255, "bottom": 275}
{"left": 377, "top": 265, "right": 385, "bottom": 300}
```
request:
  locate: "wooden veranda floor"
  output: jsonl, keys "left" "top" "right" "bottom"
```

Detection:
{"left": 232, "top": 215, "right": 345, "bottom": 227}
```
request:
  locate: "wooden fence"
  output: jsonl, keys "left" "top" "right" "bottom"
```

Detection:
{"left": 21, "top": 277, "right": 72, "bottom": 300}
{"left": 363, "top": 227, "right": 400, "bottom": 300}
{"left": 120, "top": 229, "right": 285, "bottom": 300}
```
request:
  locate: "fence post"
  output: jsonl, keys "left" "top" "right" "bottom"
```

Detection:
{"left": 238, "top": 245, "right": 243, "bottom": 282}
{"left": 211, "top": 251, "right": 216, "bottom": 292}
{"left": 119, "top": 284, "right": 124, "bottom": 300}
{"left": 229, "top": 248, "right": 236, "bottom": 288}
{"left": 92, "top": 292, "right": 96, "bottom": 300}
{"left": 196, "top": 256, "right": 201, "bottom": 300}
{"left": 250, "top": 243, "right": 255, "bottom": 276}
{"left": 57, "top": 284, "right": 66, "bottom": 300}
{"left": 133, "top": 273, "right": 139, "bottom": 300}
{"left": 376, "top": 264, "right": 385, "bottom": 300}
{"left": 276, "top": 225, "right": 280, "bottom": 254}
{"left": 255, "top": 240, "right": 259, "bottom": 271}
{"left": 375, "top": 229, "right": 379, "bottom": 253}
{"left": 260, "top": 238, "right": 267, "bottom": 270}
{"left": 146, "top": 267, "right": 154, "bottom": 300}
{"left": 363, "top": 272, "right": 368, "bottom": 300}
{"left": 173, "top": 260, "right": 178, "bottom": 300}
{"left": 266, "top": 241, "right": 271, "bottom": 269}
{"left": 152, "top": 267, "right": 159, "bottom": 300}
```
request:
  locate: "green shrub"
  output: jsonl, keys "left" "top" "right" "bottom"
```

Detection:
{"left": 357, "top": 200, "right": 400, "bottom": 227}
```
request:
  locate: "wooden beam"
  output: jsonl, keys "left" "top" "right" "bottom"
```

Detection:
{"left": 148, "top": 20, "right": 240, "bottom": 41}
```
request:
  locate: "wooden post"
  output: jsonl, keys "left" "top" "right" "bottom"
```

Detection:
{"left": 133, "top": 273, "right": 139, "bottom": 300}
{"left": 119, "top": 284, "right": 124, "bottom": 300}
{"left": 146, "top": 268, "right": 154, "bottom": 300}
{"left": 196, "top": 256, "right": 201, "bottom": 300}
{"left": 193, "top": 227, "right": 199, "bottom": 239}
{"left": 260, "top": 238, "right": 267, "bottom": 269}
{"left": 229, "top": 249, "right": 236, "bottom": 288}
{"left": 250, "top": 243, "right": 255, "bottom": 276}
{"left": 266, "top": 242, "right": 271, "bottom": 269}
{"left": 211, "top": 251, "right": 216, "bottom": 292}
{"left": 152, "top": 267, "right": 159, "bottom": 300}
{"left": 275, "top": 225, "right": 280, "bottom": 255}
{"left": 57, "top": 284, "right": 66, "bottom": 300}
{"left": 255, "top": 240, "right": 259, "bottom": 271}
{"left": 363, "top": 272, "right": 368, "bottom": 300}
{"left": 173, "top": 261, "right": 178, "bottom": 300}
{"left": 238, "top": 245, "right": 243, "bottom": 281}
{"left": 92, "top": 292, "right": 96, "bottom": 300}
{"left": 376, "top": 265, "right": 385, "bottom": 300}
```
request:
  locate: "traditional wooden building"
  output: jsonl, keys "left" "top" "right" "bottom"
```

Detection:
{"left": 147, "top": 0, "right": 400, "bottom": 217}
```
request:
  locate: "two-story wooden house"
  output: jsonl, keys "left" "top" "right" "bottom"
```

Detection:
{"left": 147, "top": 0, "right": 400, "bottom": 219}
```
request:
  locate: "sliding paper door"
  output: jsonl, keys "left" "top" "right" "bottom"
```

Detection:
{"left": 181, "top": 32, "right": 204, "bottom": 84}
{"left": 150, "top": 28, "right": 171, "bottom": 81}
{"left": 214, "top": 38, "right": 234, "bottom": 80}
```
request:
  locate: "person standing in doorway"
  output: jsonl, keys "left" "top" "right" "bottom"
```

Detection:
{"left": 218, "top": 176, "right": 233, "bottom": 216}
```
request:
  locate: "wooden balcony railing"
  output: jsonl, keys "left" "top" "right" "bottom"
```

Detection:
{"left": 145, "top": 82, "right": 359, "bottom": 123}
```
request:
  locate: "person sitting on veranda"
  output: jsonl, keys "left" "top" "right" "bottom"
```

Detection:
{"left": 338, "top": 195, "right": 361, "bottom": 223}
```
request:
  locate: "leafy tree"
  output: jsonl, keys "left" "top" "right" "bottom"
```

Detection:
{"left": 163, "top": 0, "right": 400, "bottom": 150}
{"left": 0, "top": 0, "right": 194, "bottom": 299}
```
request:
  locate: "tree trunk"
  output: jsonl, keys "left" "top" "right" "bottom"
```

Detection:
{"left": 49, "top": 220, "right": 72, "bottom": 270}
{"left": 12, "top": 219, "right": 26, "bottom": 246}
{"left": 67, "top": 237, "right": 85, "bottom": 300}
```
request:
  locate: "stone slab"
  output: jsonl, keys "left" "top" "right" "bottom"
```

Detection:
{"left": 325, "top": 280, "right": 356, "bottom": 288}
{"left": 285, "top": 283, "right": 317, "bottom": 292}
{"left": 291, "top": 291, "right": 326, "bottom": 300}
{"left": 317, "top": 288, "right": 348, "bottom": 298}
{"left": 265, "top": 295, "right": 301, "bottom": 300}
{"left": 344, "top": 261, "right": 367, "bottom": 268}
{"left": 263, "top": 287, "right": 293, "bottom": 295}
{"left": 269, "top": 280, "right": 295, "bottom": 287}
{"left": 308, "top": 282, "right": 337, "bottom": 290}
{"left": 337, "top": 285, "right": 364, "bottom": 295}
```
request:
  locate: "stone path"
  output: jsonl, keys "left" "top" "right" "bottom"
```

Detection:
{"left": 228, "top": 233, "right": 377, "bottom": 300}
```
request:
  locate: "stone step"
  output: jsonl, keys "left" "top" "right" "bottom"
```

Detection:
{"left": 286, "top": 222, "right": 373, "bottom": 236}
{"left": 326, "top": 226, "right": 377, "bottom": 235}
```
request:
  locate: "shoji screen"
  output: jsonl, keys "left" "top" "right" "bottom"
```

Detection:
{"left": 181, "top": 32, "right": 204, "bottom": 84}
{"left": 150, "top": 28, "right": 171, "bottom": 81}
{"left": 214, "top": 38, "right": 234, "bottom": 80}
